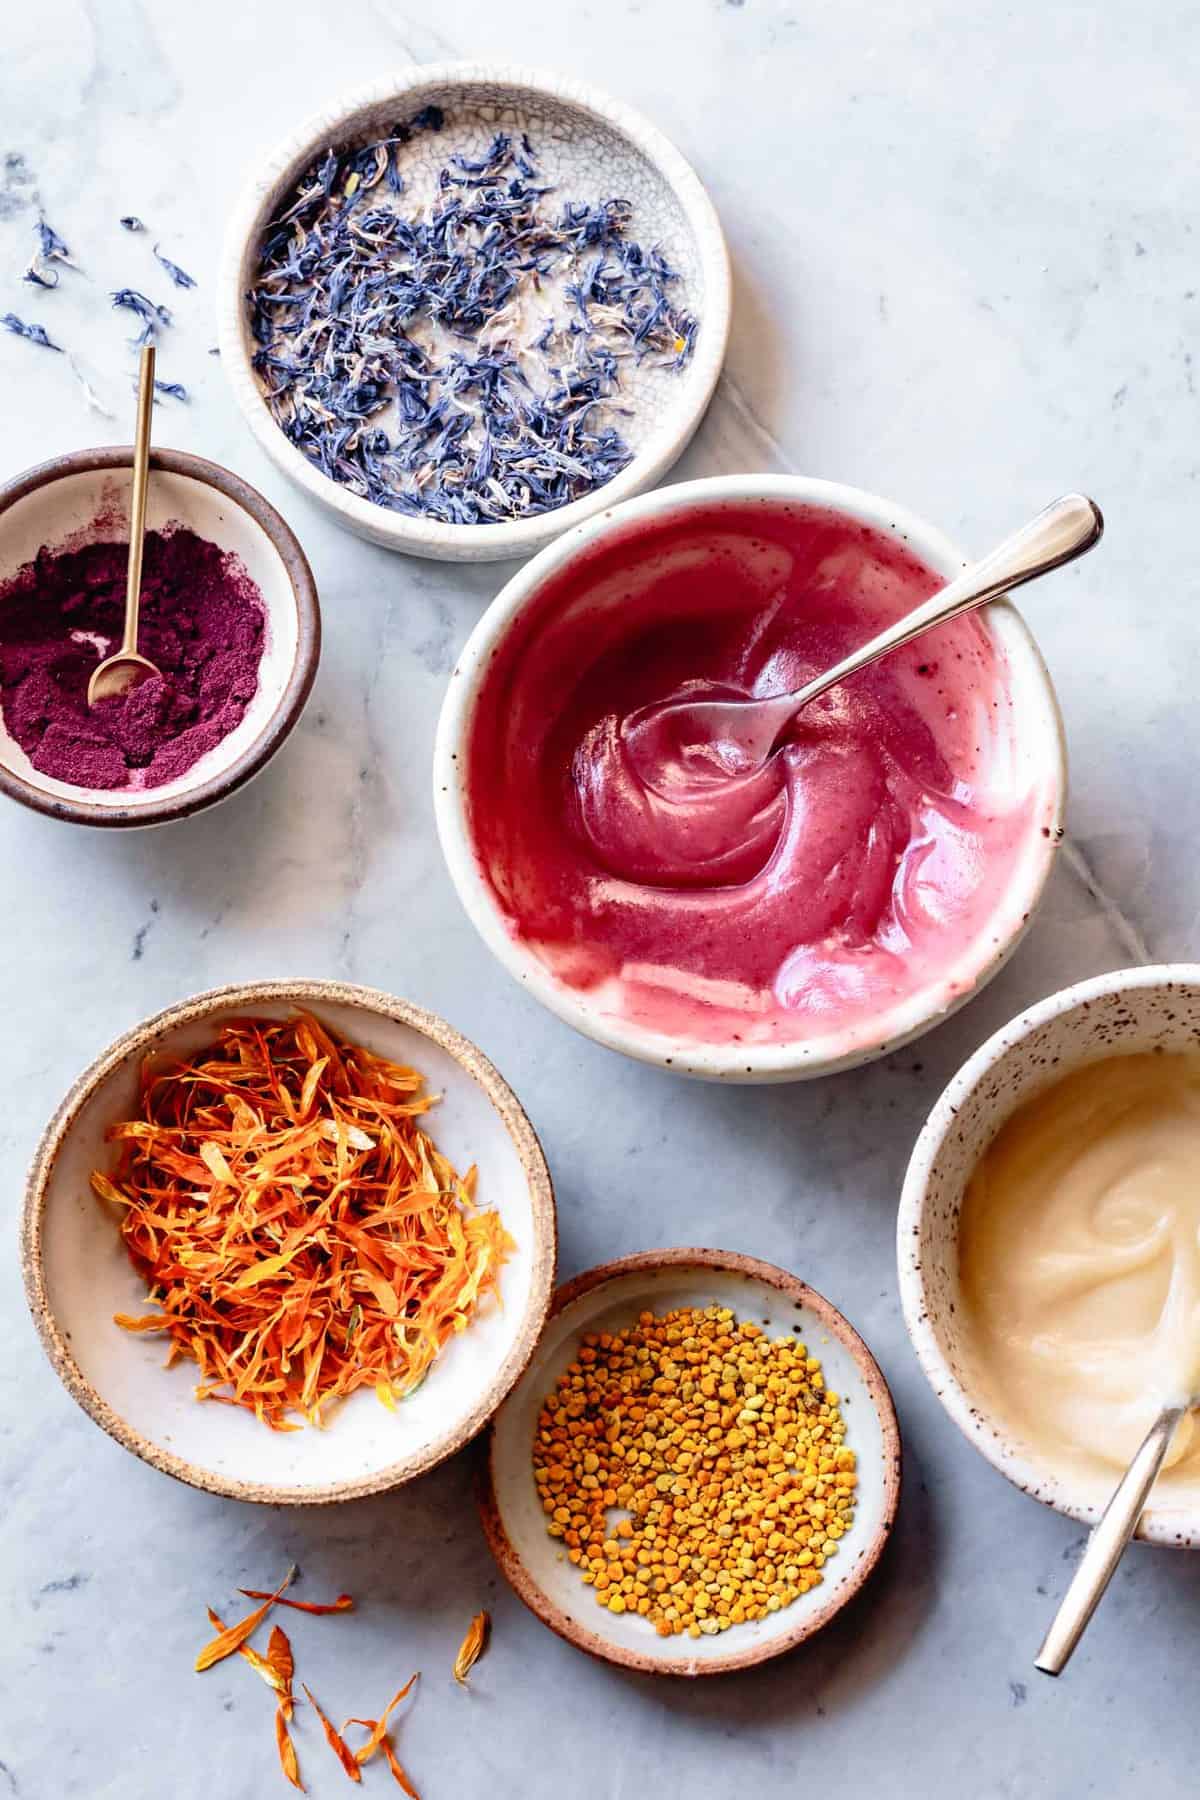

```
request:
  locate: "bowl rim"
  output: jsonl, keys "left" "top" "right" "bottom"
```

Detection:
{"left": 478, "top": 1245, "right": 902, "bottom": 1675}
{"left": 0, "top": 447, "right": 321, "bottom": 829}
{"left": 432, "top": 471, "right": 1069, "bottom": 1080}
{"left": 216, "top": 60, "right": 732, "bottom": 563}
{"left": 21, "top": 978, "right": 558, "bottom": 1505}
{"left": 897, "top": 961, "right": 1200, "bottom": 1545}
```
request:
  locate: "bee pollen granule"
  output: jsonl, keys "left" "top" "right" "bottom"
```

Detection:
{"left": 533, "top": 1304, "right": 857, "bottom": 1638}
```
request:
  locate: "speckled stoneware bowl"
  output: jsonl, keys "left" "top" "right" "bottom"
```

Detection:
{"left": 899, "top": 963, "right": 1200, "bottom": 1546}
{"left": 217, "top": 63, "right": 731, "bottom": 562}
{"left": 434, "top": 473, "right": 1067, "bottom": 1082}
{"left": 0, "top": 449, "right": 319, "bottom": 827}
{"left": 22, "top": 980, "right": 557, "bottom": 1504}
{"left": 479, "top": 1248, "right": 901, "bottom": 1675}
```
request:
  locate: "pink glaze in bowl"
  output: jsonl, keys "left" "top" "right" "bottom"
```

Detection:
{"left": 433, "top": 476, "right": 1067, "bottom": 1082}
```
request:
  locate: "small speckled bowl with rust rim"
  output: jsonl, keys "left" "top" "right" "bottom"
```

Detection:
{"left": 898, "top": 962, "right": 1200, "bottom": 1546}
{"left": 22, "top": 980, "right": 557, "bottom": 1504}
{"left": 479, "top": 1248, "right": 901, "bottom": 1675}
{"left": 0, "top": 448, "right": 320, "bottom": 828}
{"left": 217, "top": 62, "right": 731, "bottom": 562}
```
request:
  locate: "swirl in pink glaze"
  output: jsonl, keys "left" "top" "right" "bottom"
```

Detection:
{"left": 465, "top": 502, "right": 1049, "bottom": 1049}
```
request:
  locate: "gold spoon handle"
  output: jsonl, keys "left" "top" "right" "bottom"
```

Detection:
{"left": 123, "top": 343, "right": 156, "bottom": 657}
{"left": 1034, "top": 1401, "right": 1184, "bottom": 1676}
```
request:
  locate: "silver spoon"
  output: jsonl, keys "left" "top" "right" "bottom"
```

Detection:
{"left": 626, "top": 493, "right": 1103, "bottom": 784}
{"left": 87, "top": 343, "right": 162, "bottom": 706}
{"left": 1035, "top": 1400, "right": 1190, "bottom": 1676}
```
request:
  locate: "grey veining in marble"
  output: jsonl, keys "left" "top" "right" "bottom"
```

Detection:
{"left": 2, "top": 2, "right": 1198, "bottom": 1796}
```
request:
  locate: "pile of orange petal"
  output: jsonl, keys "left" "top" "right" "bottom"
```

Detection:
{"left": 94, "top": 1012, "right": 513, "bottom": 1430}
{"left": 195, "top": 1569, "right": 420, "bottom": 1792}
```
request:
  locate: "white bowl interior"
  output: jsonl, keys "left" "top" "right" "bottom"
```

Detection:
{"left": 37, "top": 992, "right": 548, "bottom": 1497}
{"left": 487, "top": 1259, "right": 897, "bottom": 1670}
{"left": 219, "top": 66, "right": 730, "bottom": 561}
{"left": 0, "top": 465, "right": 300, "bottom": 810}
{"left": 902, "top": 968, "right": 1200, "bottom": 1543}
{"left": 435, "top": 475, "right": 1066, "bottom": 1080}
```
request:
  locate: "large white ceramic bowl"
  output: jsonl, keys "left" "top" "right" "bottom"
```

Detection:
{"left": 218, "top": 63, "right": 731, "bottom": 562}
{"left": 433, "top": 474, "right": 1067, "bottom": 1083}
{"left": 0, "top": 449, "right": 319, "bottom": 828}
{"left": 898, "top": 964, "right": 1200, "bottom": 1545}
{"left": 22, "top": 980, "right": 557, "bottom": 1504}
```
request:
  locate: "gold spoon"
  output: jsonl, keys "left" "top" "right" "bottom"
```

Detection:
{"left": 87, "top": 344, "right": 162, "bottom": 705}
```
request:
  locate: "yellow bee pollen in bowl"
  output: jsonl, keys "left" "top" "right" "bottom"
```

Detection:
{"left": 533, "top": 1304, "right": 857, "bottom": 1638}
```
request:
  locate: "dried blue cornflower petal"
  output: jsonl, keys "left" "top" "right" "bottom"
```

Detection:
{"left": 25, "top": 216, "right": 80, "bottom": 289}
{"left": 152, "top": 378, "right": 188, "bottom": 400}
{"left": 247, "top": 112, "right": 696, "bottom": 524}
{"left": 153, "top": 244, "right": 197, "bottom": 289}
{"left": 120, "top": 215, "right": 146, "bottom": 232}
{"left": 2, "top": 312, "right": 62, "bottom": 351}
{"left": 110, "top": 288, "right": 172, "bottom": 345}
{"left": 37, "top": 220, "right": 76, "bottom": 265}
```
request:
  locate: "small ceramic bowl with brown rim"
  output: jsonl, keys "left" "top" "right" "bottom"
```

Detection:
{"left": 0, "top": 448, "right": 320, "bottom": 827}
{"left": 898, "top": 963, "right": 1200, "bottom": 1545}
{"left": 22, "top": 980, "right": 557, "bottom": 1504}
{"left": 479, "top": 1248, "right": 901, "bottom": 1675}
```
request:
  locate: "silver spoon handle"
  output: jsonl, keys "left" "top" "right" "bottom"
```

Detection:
{"left": 1035, "top": 1402, "right": 1183, "bottom": 1678}
{"left": 792, "top": 493, "right": 1103, "bottom": 713}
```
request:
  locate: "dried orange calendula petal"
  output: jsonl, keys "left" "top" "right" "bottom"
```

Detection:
{"left": 452, "top": 1611, "right": 490, "bottom": 1685}
{"left": 93, "top": 1013, "right": 512, "bottom": 1431}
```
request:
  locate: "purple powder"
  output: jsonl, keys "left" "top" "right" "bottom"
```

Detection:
{"left": 0, "top": 527, "right": 266, "bottom": 790}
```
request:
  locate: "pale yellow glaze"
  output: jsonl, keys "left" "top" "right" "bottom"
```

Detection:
{"left": 960, "top": 1052, "right": 1200, "bottom": 1481}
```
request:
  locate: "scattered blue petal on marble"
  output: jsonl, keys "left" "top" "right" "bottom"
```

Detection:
{"left": 248, "top": 111, "right": 697, "bottom": 525}
{"left": 24, "top": 216, "right": 79, "bottom": 288}
{"left": 37, "top": 219, "right": 76, "bottom": 265}
{"left": 119, "top": 215, "right": 146, "bottom": 231}
{"left": 2, "top": 312, "right": 62, "bottom": 351}
{"left": 110, "top": 287, "right": 172, "bottom": 345}
{"left": 151, "top": 378, "right": 188, "bottom": 400}
{"left": 153, "top": 244, "right": 197, "bottom": 289}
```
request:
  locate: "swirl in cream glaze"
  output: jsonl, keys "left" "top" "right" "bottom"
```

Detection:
{"left": 466, "top": 502, "right": 1045, "bottom": 1048}
{"left": 960, "top": 1053, "right": 1200, "bottom": 1478}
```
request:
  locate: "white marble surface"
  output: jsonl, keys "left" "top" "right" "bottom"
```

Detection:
{"left": 1, "top": 3, "right": 1197, "bottom": 1795}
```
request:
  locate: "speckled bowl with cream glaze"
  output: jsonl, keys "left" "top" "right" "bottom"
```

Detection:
{"left": 218, "top": 64, "right": 731, "bottom": 562}
{"left": 22, "top": 980, "right": 557, "bottom": 1504}
{"left": 898, "top": 963, "right": 1200, "bottom": 1545}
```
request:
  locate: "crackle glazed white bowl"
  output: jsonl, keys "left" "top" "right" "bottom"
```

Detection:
{"left": 479, "top": 1248, "right": 901, "bottom": 1676}
{"left": 898, "top": 964, "right": 1200, "bottom": 1545}
{"left": 218, "top": 63, "right": 731, "bottom": 562}
{"left": 0, "top": 449, "right": 319, "bottom": 828}
{"left": 433, "top": 473, "right": 1068, "bottom": 1083}
{"left": 22, "top": 980, "right": 557, "bottom": 1504}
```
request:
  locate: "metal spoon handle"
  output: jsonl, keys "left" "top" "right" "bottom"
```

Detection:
{"left": 1035, "top": 1401, "right": 1183, "bottom": 1678}
{"left": 791, "top": 493, "right": 1104, "bottom": 714}
{"left": 123, "top": 343, "right": 156, "bottom": 657}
